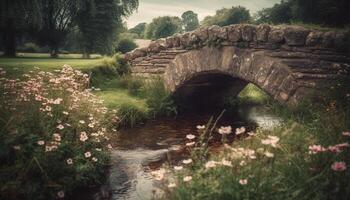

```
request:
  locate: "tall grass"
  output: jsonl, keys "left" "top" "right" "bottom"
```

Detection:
{"left": 159, "top": 78, "right": 350, "bottom": 200}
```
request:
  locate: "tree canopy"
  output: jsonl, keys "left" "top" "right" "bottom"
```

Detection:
{"left": 145, "top": 16, "right": 182, "bottom": 39}
{"left": 201, "top": 6, "right": 251, "bottom": 27}
{"left": 181, "top": 11, "right": 199, "bottom": 32}
{"left": 129, "top": 22, "right": 147, "bottom": 38}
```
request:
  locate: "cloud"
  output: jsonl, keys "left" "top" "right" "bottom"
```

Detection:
{"left": 126, "top": 0, "right": 280, "bottom": 28}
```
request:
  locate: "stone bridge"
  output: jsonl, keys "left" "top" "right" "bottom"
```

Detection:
{"left": 125, "top": 24, "right": 350, "bottom": 107}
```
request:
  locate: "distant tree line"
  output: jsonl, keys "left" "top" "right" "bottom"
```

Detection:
{"left": 0, "top": 0, "right": 139, "bottom": 57}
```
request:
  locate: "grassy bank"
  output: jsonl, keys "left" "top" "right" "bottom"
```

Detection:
{"left": 159, "top": 79, "right": 350, "bottom": 200}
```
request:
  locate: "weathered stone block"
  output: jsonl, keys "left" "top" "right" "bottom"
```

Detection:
{"left": 256, "top": 24, "right": 271, "bottom": 42}
{"left": 241, "top": 24, "right": 257, "bottom": 42}
{"left": 284, "top": 26, "right": 310, "bottom": 46}
{"left": 227, "top": 24, "right": 242, "bottom": 42}
{"left": 268, "top": 27, "right": 285, "bottom": 43}
{"left": 306, "top": 31, "right": 323, "bottom": 46}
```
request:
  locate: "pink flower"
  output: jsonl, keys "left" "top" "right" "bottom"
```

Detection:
{"left": 342, "top": 131, "right": 350, "bottom": 137}
{"left": 239, "top": 179, "right": 248, "bottom": 185}
{"left": 186, "top": 134, "right": 196, "bottom": 140}
{"left": 235, "top": 127, "right": 246, "bottom": 135}
{"left": 168, "top": 183, "right": 177, "bottom": 188}
{"left": 218, "top": 126, "right": 232, "bottom": 134}
{"left": 328, "top": 146, "right": 342, "bottom": 154}
{"left": 308, "top": 145, "right": 326, "bottom": 154}
{"left": 57, "top": 190, "right": 65, "bottom": 198}
{"left": 80, "top": 132, "right": 88, "bottom": 142}
{"left": 92, "top": 157, "right": 98, "bottom": 162}
{"left": 331, "top": 161, "right": 346, "bottom": 171}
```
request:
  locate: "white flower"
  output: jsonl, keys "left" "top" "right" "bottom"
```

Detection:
{"left": 182, "top": 159, "right": 193, "bottom": 164}
{"left": 92, "top": 157, "right": 98, "bottom": 162}
{"left": 186, "top": 142, "right": 195, "bottom": 147}
{"left": 37, "top": 140, "right": 45, "bottom": 146}
{"left": 221, "top": 159, "right": 232, "bottom": 167}
{"left": 95, "top": 148, "right": 102, "bottom": 151}
{"left": 174, "top": 166, "right": 183, "bottom": 171}
{"left": 88, "top": 123, "right": 94, "bottom": 128}
{"left": 84, "top": 151, "right": 91, "bottom": 158}
{"left": 13, "top": 145, "right": 21, "bottom": 150}
{"left": 168, "top": 183, "right": 177, "bottom": 188}
{"left": 183, "top": 176, "right": 192, "bottom": 182}
{"left": 53, "top": 133, "right": 61, "bottom": 142}
{"left": 196, "top": 125, "right": 205, "bottom": 130}
{"left": 186, "top": 134, "right": 196, "bottom": 140}
{"left": 239, "top": 179, "right": 248, "bottom": 185}
{"left": 80, "top": 132, "right": 88, "bottom": 142}
{"left": 247, "top": 131, "right": 255, "bottom": 136}
{"left": 62, "top": 111, "right": 69, "bottom": 115}
{"left": 261, "top": 135, "right": 280, "bottom": 147}
{"left": 218, "top": 126, "right": 232, "bottom": 134}
{"left": 66, "top": 158, "right": 73, "bottom": 165}
{"left": 56, "top": 124, "right": 64, "bottom": 130}
{"left": 205, "top": 161, "right": 218, "bottom": 169}
{"left": 264, "top": 151, "right": 274, "bottom": 158}
{"left": 235, "top": 127, "right": 246, "bottom": 135}
{"left": 239, "top": 160, "right": 247, "bottom": 166}
{"left": 79, "top": 120, "right": 85, "bottom": 124}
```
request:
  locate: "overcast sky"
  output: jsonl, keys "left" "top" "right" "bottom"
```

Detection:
{"left": 125, "top": 0, "right": 280, "bottom": 28}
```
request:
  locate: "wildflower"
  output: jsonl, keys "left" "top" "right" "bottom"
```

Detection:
{"left": 174, "top": 166, "right": 183, "bottom": 171}
{"left": 107, "top": 144, "right": 113, "bottom": 150}
{"left": 342, "top": 131, "right": 350, "bottom": 137}
{"left": 95, "top": 148, "right": 102, "bottom": 151}
{"left": 247, "top": 131, "right": 255, "bottom": 136}
{"left": 186, "top": 134, "right": 196, "bottom": 140}
{"left": 37, "top": 140, "right": 45, "bottom": 146}
{"left": 92, "top": 157, "right": 98, "bottom": 162}
{"left": 67, "top": 158, "right": 73, "bottom": 165}
{"left": 335, "top": 143, "right": 350, "bottom": 148}
{"left": 239, "top": 179, "right": 248, "bottom": 185}
{"left": 186, "top": 142, "right": 195, "bottom": 147}
{"left": 85, "top": 151, "right": 92, "bottom": 158}
{"left": 52, "top": 98, "right": 63, "bottom": 105}
{"left": 182, "top": 159, "right": 193, "bottom": 165}
{"left": 183, "top": 176, "right": 192, "bottom": 182}
{"left": 56, "top": 124, "right": 64, "bottom": 130}
{"left": 151, "top": 169, "right": 166, "bottom": 181}
{"left": 205, "top": 161, "right": 218, "bottom": 169}
{"left": 57, "top": 190, "right": 65, "bottom": 198}
{"left": 62, "top": 111, "right": 69, "bottom": 115}
{"left": 13, "top": 145, "right": 21, "bottom": 150}
{"left": 239, "top": 160, "right": 247, "bottom": 166}
{"left": 264, "top": 151, "right": 274, "bottom": 158}
{"left": 331, "top": 161, "right": 347, "bottom": 171}
{"left": 261, "top": 135, "right": 280, "bottom": 147}
{"left": 308, "top": 145, "right": 326, "bottom": 154}
{"left": 218, "top": 126, "right": 232, "bottom": 134}
{"left": 168, "top": 183, "right": 177, "bottom": 188}
{"left": 196, "top": 125, "right": 205, "bottom": 130}
{"left": 221, "top": 159, "right": 232, "bottom": 167}
{"left": 235, "top": 127, "right": 246, "bottom": 135}
{"left": 45, "top": 146, "right": 52, "bottom": 152}
{"left": 53, "top": 133, "right": 61, "bottom": 142}
{"left": 80, "top": 132, "right": 88, "bottom": 142}
{"left": 79, "top": 120, "right": 85, "bottom": 124}
{"left": 328, "top": 146, "right": 342, "bottom": 154}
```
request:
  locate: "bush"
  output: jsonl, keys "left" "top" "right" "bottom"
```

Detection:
{"left": 115, "top": 38, "right": 138, "bottom": 54}
{"left": 143, "top": 78, "right": 177, "bottom": 118}
{"left": 117, "top": 103, "right": 148, "bottom": 128}
{"left": 0, "top": 66, "right": 117, "bottom": 200}
{"left": 20, "top": 42, "right": 40, "bottom": 53}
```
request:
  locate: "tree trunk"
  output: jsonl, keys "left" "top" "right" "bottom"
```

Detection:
{"left": 4, "top": 20, "right": 16, "bottom": 57}
{"left": 82, "top": 47, "right": 91, "bottom": 59}
{"left": 50, "top": 47, "right": 59, "bottom": 58}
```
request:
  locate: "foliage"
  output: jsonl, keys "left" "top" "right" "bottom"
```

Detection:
{"left": 144, "top": 78, "right": 177, "bottom": 118}
{"left": 201, "top": 6, "right": 251, "bottom": 27}
{"left": 145, "top": 16, "right": 182, "bottom": 39}
{"left": 181, "top": 11, "right": 199, "bottom": 32}
{"left": 129, "top": 22, "right": 147, "bottom": 38}
{"left": 76, "top": 0, "right": 139, "bottom": 57}
{"left": 116, "top": 103, "right": 148, "bottom": 128}
{"left": 115, "top": 34, "right": 138, "bottom": 54}
{"left": 0, "top": 66, "right": 117, "bottom": 200}
{"left": 160, "top": 78, "right": 350, "bottom": 200}
{"left": 18, "top": 42, "right": 41, "bottom": 53}
{"left": 255, "top": 0, "right": 350, "bottom": 27}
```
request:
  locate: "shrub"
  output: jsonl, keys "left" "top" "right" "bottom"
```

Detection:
{"left": 115, "top": 38, "right": 138, "bottom": 54}
{"left": 117, "top": 103, "right": 148, "bottom": 128}
{"left": 144, "top": 78, "right": 177, "bottom": 118}
{"left": 0, "top": 66, "right": 118, "bottom": 200}
{"left": 20, "top": 42, "right": 40, "bottom": 53}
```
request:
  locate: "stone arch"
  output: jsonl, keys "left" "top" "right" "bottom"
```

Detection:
{"left": 164, "top": 46, "right": 297, "bottom": 105}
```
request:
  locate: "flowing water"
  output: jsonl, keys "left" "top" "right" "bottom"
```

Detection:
{"left": 83, "top": 106, "right": 281, "bottom": 200}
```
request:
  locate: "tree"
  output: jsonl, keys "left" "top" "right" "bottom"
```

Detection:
{"left": 129, "top": 22, "right": 147, "bottom": 38}
{"left": 0, "top": 0, "right": 41, "bottom": 57}
{"left": 145, "top": 16, "right": 182, "bottom": 39}
{"left": 35, "top": 0, "right": 77, "bottom": 58}
{"left": 201, "top": 6, "right": 251, "bottom": 27}
{"left": 181, "top": 11, "right": 199, "bottom": 32}
{"left": 76, "top": 0, "right": 138, "bottom": 57}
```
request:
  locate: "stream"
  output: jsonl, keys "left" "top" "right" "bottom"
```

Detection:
{"left": 81, "top": 105, "right": 281, "bottom": 200}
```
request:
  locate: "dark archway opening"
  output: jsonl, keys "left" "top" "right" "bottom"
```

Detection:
{"left": 173, "top": 72, "right": 248, "bottom": 113}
